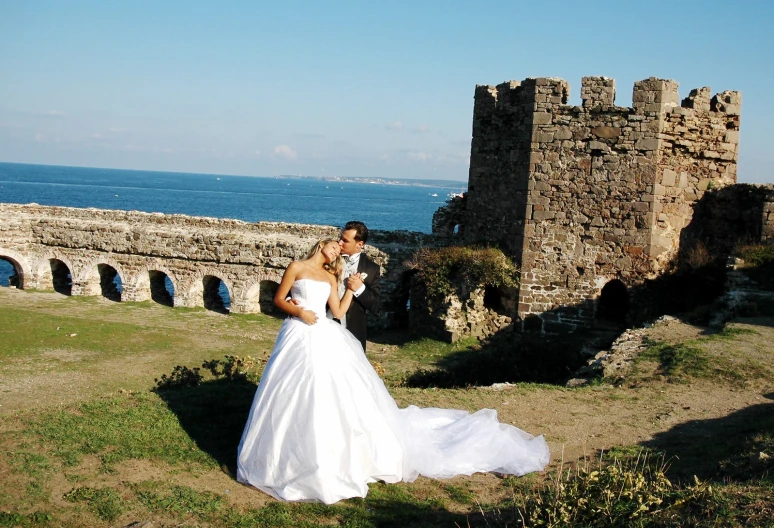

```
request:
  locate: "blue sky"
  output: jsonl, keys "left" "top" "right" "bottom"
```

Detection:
{"left": 1, "top": 0, "right": 772, "bottom": 183}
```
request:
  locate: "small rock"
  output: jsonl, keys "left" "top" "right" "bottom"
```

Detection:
{"left": 566, "top": 378, "right": 589, "bottom": 388}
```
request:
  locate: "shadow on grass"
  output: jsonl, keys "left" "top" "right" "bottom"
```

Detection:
{"left": 400, "top": 326, "right": 620, "bottom": 388}
{"left": 642, "top": 392, "right": 774, "bottom": 483}
{"left": 369, "top": 329, "right": 420, "bottom": 347}
{"left": 156, "top": 379, "right": 257, "bottom": 475}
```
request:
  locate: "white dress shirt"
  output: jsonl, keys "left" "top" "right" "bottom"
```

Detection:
{"left": 331, "top": 252, "right": 365, "bottom": 328}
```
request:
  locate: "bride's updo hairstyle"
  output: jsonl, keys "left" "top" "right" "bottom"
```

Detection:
{"left": 306, "top": 239, "right": 343, "bottom": 280}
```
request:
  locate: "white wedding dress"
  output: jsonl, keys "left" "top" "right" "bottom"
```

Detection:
{"left": 237, "top": 279, "right": 550, "bottom": 504}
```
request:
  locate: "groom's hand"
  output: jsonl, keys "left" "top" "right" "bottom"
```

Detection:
{"left": 347, "top": 273, "right": 364, "bottom": 292}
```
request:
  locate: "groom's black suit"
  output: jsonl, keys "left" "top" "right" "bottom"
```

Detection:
{"left": 345, "top": 253, "right": 380, "bottom": 352}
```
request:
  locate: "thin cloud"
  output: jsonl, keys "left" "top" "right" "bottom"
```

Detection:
{"left": 408, "top": 151, "right": 432, "bottom": 161}
{"left": 410, "top": 124, "right": 429, "bottom": 133}
{"left": 385, "top": 121, "right": 403, "bottom": 131}
{"left": 273, "top": 144, "right": 298, "bottom": 160}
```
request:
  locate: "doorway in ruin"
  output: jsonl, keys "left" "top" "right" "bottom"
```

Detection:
{"left": 149, "top": 270, "right": 174, "bottom": 307}
{"left": 0, "top": 257, "right": 21, "bottom": 288}
{"left": 596, "top": 279, "right": 629, "bottom": 325}
{"left": 97, "top": 264, "right": 123, "bottom": 302}
{"left": 394, "top": 270, "right": 418, "bottom": 329}
{"left": 483, "top": 285, "right": 507, "bottom": 315}
{"left": 49, "top": 259, "right": 72, "bottom": 295}
{"left": 203, "top": 275, "right": 230, "bottom": 314}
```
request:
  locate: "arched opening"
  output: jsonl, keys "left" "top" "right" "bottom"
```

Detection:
{"left": 483, "top": 285, "right": 506, "bottom": 315}
{"left": 260, "top": 280, "right": 281, "bottom": 317}
{"left": 50, "top": 259, "right": 72, "bottom": 295}
{"left": 98, "top": 264, "right": 122, "bottom": 302}
{"left": 203, "top": 275, "right": 230, "bottom": 314}
{"left": 0, "top": 257, "right": 21, "bottom": 288}
{"left": 596, "top": 279, "right": 629, "bottom": 325}
{"left": 149, "top": 270, "right": 174, "bottom": 307}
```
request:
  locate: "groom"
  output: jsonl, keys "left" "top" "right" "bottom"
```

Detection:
{"left": 336, "top": 220, "right": 381, "bottom": 352}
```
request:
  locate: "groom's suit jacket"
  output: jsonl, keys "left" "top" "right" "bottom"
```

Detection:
{"left": 347, "top": 253, "right": 381, "bottom": 352}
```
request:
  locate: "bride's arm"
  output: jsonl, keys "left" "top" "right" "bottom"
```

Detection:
{"left": 274, "top": 263, "right": 318, "bottom": 324}
{"left": 327, "top": 276, "right": 354, "bottom": 319}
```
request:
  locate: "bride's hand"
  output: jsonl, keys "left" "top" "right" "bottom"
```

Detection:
{"left": 299, "top": 309, "right": 318, "bottom": 325}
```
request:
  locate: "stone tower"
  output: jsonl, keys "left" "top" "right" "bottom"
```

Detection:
{"left": 460, "top": 76, "right": 741, "bottom": 332}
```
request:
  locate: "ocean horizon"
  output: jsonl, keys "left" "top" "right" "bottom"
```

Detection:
{"left": 0, "top": 161, "right": 466, "bottom": 233}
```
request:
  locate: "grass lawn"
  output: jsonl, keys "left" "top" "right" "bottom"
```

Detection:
{"left": 1, "top": 287, "right": 773, "bottom": 527}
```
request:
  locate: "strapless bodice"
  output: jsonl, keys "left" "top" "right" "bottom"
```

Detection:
{"left": 290, "top": 279, "right": 331, "bottom": 319}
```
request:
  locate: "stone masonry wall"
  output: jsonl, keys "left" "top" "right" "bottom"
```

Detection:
{"left": 0, "top": 203, "right": 434, "bottom": 325}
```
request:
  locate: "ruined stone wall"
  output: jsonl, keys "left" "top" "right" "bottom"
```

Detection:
{"left": 462, "top": 75, "right": 744, "bottom": 332}
{"left": 681, "top": 184, "right": 774, "bottom": 258}
{"left": 0, "top": 203, "right": 434, "bottom": 324}
{"left": 654, "top": 86, "right": 741, "bottom": 266}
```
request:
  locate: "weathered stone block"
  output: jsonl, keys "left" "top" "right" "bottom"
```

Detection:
{"left": 591, "top": 127, "right": 622, "bottom": 138}
{"left": 533, "top": 112, "right": 553, "bottom": 125}
{"left": 635, "top": 138, "right": 660, "bottom": 151}
{"left": 554, "top": 128, "right": 573, "bottom": 140}
{"left": 532, "top": 131, "right": 555, "bottom": 143}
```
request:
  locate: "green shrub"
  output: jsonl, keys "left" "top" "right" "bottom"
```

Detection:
{"left": 153, "top": 365, "right": 203, "bottom": 390}
{"left": 406, "top": 246, "right": 519, "bottom": 304}
{"left": 519, "top": 452, "right": 716, "bottom": 527}
{"left": 202, "top": 354, "right": 258, "bottom": 382}
{"left": 737, "top": 244, "right": 774, "bottom": 267}
{"left": 154, "top": 354, "right": 259, "bottom": 390}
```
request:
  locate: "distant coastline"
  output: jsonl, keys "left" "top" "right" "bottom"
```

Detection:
{"left": 276, "top": 174, "right": 466, "bottom": 189}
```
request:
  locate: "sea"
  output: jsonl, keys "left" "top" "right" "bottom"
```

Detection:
{"left": 0, "top": 162, "right": 466, "bottom": 289}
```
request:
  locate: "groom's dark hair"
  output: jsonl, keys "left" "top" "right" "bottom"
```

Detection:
{"left": 344, "top": 220, "right": 369, "bottom": 244}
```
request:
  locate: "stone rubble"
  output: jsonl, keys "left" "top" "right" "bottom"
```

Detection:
{"left": 565, "top": 315, "right": 681, "bottom": 387}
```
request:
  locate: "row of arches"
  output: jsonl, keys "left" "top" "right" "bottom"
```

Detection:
{"left": 0, "top": 254, "right": 281, "bottom": 316}
{"left": 1, "top": 252, "right": 632, "bottom": 321}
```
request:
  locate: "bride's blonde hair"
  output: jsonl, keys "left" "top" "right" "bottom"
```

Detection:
{"left": 306, "top": 239, "right": 343, "bottom": 280}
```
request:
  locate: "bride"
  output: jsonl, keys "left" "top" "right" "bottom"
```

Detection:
{"left": 237, "top": 239, "right": 550, "bottom": 504}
